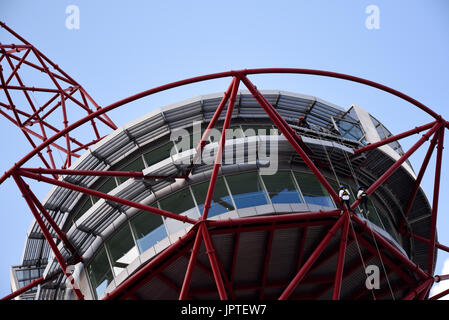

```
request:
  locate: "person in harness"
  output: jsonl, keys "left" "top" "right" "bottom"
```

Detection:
{"left": 357, "top": 186, "right": 369, "bottom": 217}
{"left": 338, "top": 185, "right": 351, "bottom": 212}
{"left": 296, "top": 115, "right": 311, "bottom": 129}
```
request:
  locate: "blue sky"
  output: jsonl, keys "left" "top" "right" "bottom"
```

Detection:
{"left": 0, "top": 0, "right": 448, "bottom": 298}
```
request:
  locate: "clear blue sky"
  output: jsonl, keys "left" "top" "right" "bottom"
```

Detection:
{"left": 0, "top": 0, "right": 448, "bottom": 298}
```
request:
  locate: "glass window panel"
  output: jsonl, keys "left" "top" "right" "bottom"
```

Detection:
{"left": 294, "top": 172, "right": 335, "bottom": 208}
{"left": 225, "top": 172, "right": 268, "bottom": 209}
{"left": 92, "top": 178, "right": 117, "bottom": 203}
{"left": 130, "top": 211, "right": 167, "bottom": 253}
{"left": 192, "top": 177, "right": 234, "bottom": 217}
{"left": 106, "top": 225, "right": 138, "bottom": 276}
{"left": 87, "top": 247, "right": 113, "bottom": 299}
{"left": 16, "top": 270, "right": 25, "bottom": 281}
{"left": 159, "top": 188, "right": 196, "bottom": 214}
{"left": 30, "top": 269, "right": 39, "bottom": 279}
{"left": 118, "top": 157, "right": 145, "bottom": 184}
{"left": 262, "top": 171, "right": 302, "bottom": 204}
{"left": 144, "top": 142, "right": 175, "bottom": 167}
{"left": 73, "top": 196, "right": 93, "bottom": 222}
{"left": 97, "top": 178, "right": 117, "bottom": 194}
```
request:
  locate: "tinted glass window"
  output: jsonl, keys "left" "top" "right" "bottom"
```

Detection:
{"left": 262, "top": 171, "right": 302, "bottom": 204}
{"left": 106, "top": 225, "right": 138, "bottom": 276}
{"left": 87, "top": 247, "right": 113, "bottom": 299}
{"left": 294, "top": 172, "right": 334, "bottom": 208}
{"left": 144, "top": 142, "right": 175, "bottom": 167}
{"left": 192, "top": 177, "right": 234, "bottom": 217}
{"left": 130, "top": 211, "right": 167, "bottom": 253}
{"left": 225, "top": 172, "right": 268, "bottom": 209}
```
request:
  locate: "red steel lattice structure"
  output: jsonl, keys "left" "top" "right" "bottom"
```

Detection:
{"left": 1, "top": 22, "right": 449, "bottom": 301}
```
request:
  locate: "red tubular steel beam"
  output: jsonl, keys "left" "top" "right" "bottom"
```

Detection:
{"left": 202, "top": 77, "right": 239, "bottom": 219}
{"left": 427, "top": 128, "right": 444, "bottom": 274}
{"left": 23, "top": 182, "right": 80, "bottom": 259}
{"left": 353, "top": 121, "right": 436, "bottom": 155}
{"left": 241, "top": 75, "right": 340, "bottom": 205}
{"left": 208, "top": 209, "right": 341, "bottom": 228}
{"left": 1, "top": 276, "right": 45, "bottom": 300}
{"left": 332, "top": 211, "right": 350, "bottom": 300}
{"left": 401, "top": 133, "right": 439, "bottom": 227}
{"left": 352, "top": 228, "right": 415, "bottom": 283}
{"left": 201, "top": 226, "right": 228, "bottom": 300}
{"left": 105, "top": 227, "right": 196, "bottom": 300}
{"left": 279, "top": 215, "right": 346, "bottom": 300}
{"left": 13, "top": 175, "right": 84, "bottom": 300}
{"left": 179, "top": 224, "right": 204, "bottom": 300}
{"left": 17, "top": 169, "right": 196, "bottom": 224}
{"left": 21, "top": 167, "right": 152, "bottom": 178}
{"left": 351, "top": 215, "right": 428, "bottom": 280}
{"left": 400, "top": 230, "right": 449, "bottom": 254}
{"left": 434, "top": 274, "right": 449, "bottom": 283}
{"left": 430, "top": 287, "right": 449, "bottom": 300}
{"left": 2, "top": 67, "right": 444, "bottom": 186}
{"left": 403, "top": 278, "right": 434, "bottom": 300}
{"left": 351, "top": 122, "right": 442, "bottom": 210}
{"left": 184, "top": 79, "right": 234, "bottom": 178}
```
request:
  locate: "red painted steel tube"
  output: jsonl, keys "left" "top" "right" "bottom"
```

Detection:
{"left": 1, "top": 276, "right": 45, "bottom": 300}
{"left": 13, "top": 175, "right": 84, "bottom": 300}
{"left": 105, "top": 227, "right": 196, "bottom": 300}
{"left": 332, "top": 211, "right": 350, "bottom": 300}
{"left": 24, "top": 183, "right": 80, "bottom": 259}
{"left": 17, "top": 169, "right": 197, "bottom": 224}
{"left": 427, "top": 128, "right": 444, "bottom": 274}
{"left": 201, "top": 226, "right": 228, "bottom": 300}
{"left": 351, "top": 215, "right": 428, "bottom": 279}
{"left": 296, "top": 227, "right": 308, "bottom": 272}
{"left": 403, "top": 278, "right": 434, "bottom": 300}
{"left": 278, "top": 215, "right": 346, "bottom": 300}
{"left": 241, "top": 75, "right": 340, "bottom": 205}
{"left": 434, "top": 274, "right": 449, "bottom": 283}
{"left": 351, "top": 122, "right": 442, "bottom": 210}
{"left": 353, "top": 121, "right": 436, "bottom": 155}
{"left": 184, "top": 79, "right": 234, "bottom": 177}
{"left": 400, "top": 231, "right": 449, "bottom": 254}
{"left": 208, "top": 209, "right": 341, "bottom": 228}
{"left": 209, "top": 220, "right": 335, "bottom": 235}
{"left": 179, "top": 224, "right": 204, "bottom": 300}
{"left": 430, "top": 287, "right": 449, "bottom": 300}
{"left": 2, "top": 67, "right": 443, "bottom": 186}
{"left": 21, "top": 167, "right": 152, "bottom": 178}
{"left": 401, "top": 133, "right": 439, "bottom": 227}
{"left": 202, "top": 77, "right": 239, "bottom": 220}
{"left": 352, "top": 228, "right": 415, "bottom": 283}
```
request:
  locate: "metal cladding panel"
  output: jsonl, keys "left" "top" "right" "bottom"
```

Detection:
{"left": 210, "top": 233, "right": 235, "bottom": 276}
{"left": 78, "top": 233, "right": 96, "bottom": 255}
{"left": 190, "top": 242, "right": 217, "bottom": 289}
{"left": 135, "top": 125, "right": 170, "bottom": 147}
{"left": 233, "top": 230, "right": 267, "bottom": 284}
{"left": 163, "top": 100, "right": 203, "bottom": 130}
{"left": 125, "top": 112, "right": 166, "bottom": 138}
{"left": 267, "top": 228, "right": 302, "bottom": 283}
{"left": 159, "top": 255, "right": 189, "bottom": 289}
